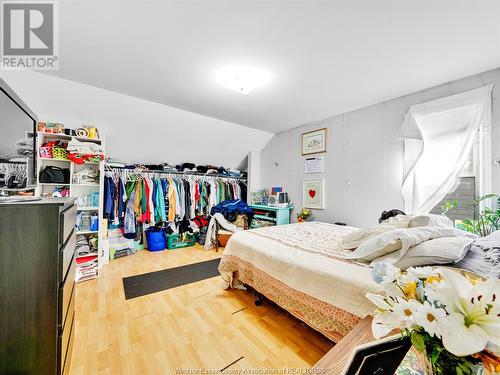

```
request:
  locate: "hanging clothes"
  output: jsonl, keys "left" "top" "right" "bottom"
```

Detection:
{"left": 167, "top": 177, "right": 176, "bottom": 222}
{"left": 124, "top": 186, "right": 136, "bottom": 236}
{"left": 154, "top": 178, "right": 166, "bottom": 222}
{"left": 104, "top": 169, "right": 247, "bottom": 230}
{"left": 103, "top": 176, "right": 115, "bottom": 220}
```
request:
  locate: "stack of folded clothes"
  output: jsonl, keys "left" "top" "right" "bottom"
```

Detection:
{"left": 75, "top": 234, "right": 98, "bottom": 257}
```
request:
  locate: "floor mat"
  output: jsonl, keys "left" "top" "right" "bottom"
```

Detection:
{"left": 123, "top": 258, "right": 221, "bottom": 299}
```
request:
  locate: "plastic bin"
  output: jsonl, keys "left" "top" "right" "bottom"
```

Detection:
{"left": 167, "top": 233, "right": 196, "bottom": 250}
{"left": 145, "top": 227, "right": 166, "bottom": 251}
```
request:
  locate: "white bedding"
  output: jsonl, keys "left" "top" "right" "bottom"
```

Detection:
{"left": 220, "top": 222, "right": 383, "bottom": 318}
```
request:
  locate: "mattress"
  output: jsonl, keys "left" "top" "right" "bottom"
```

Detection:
{"left": 218, "top": 222, "right": 383, "bottom": 340}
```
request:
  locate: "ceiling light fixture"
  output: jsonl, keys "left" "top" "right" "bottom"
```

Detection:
{"left": 216, "top": 65, "right": 269, "bottom": 95}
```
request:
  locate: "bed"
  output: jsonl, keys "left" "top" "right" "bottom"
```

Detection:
{"left": 218, "top": 218, "right": 500, "bottom": 344}
{"left": 218, "top": 222, "right": 383, "bottom": 342}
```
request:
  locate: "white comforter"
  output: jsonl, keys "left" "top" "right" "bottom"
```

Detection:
{"left": 220, "top": 222, "right": 383, "bottom": 318}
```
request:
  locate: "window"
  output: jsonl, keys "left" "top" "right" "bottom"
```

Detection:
{"left": 401, "top": 85, "right": 492, "bottom": 215}
{"left": 429, "top": 134, "right": 480, "bottom": 222}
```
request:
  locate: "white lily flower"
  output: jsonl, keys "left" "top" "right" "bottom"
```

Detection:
{"left": 414, "top": 301, "right": 446, "bottom": 338}
{"left": 371, "top": 310, "right": 401, "bottom": 339}
{"left": 372, "top": 262, "right": 401, "bottom": 285}
{"left": 366, "top": 293, "right": 394, "bottom": 310}
{"left": 366, "top": 292, "right": 402, "bottom": 338}
{"left": 432, "top": 268, "right": 500, "bottom": 356}
{"left": 366, "top": 293, "right": 419, "bottom": 338}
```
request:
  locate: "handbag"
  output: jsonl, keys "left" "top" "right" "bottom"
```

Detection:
{"left": 39, "top": 166, "right": 70, "bottom": 183}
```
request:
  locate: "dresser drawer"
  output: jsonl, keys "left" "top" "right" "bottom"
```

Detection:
{"left": 60, "top": 233, "right": 76, "bottom": 282}
{"left": 59, "top": 307, "right": 75, "bottom": 375}
{"left": 60, "top": 205, "right": 76, "bottom": 245}
{"left": 61, "top": 322, "right": 74, "bottom": 375}
{"left": 59, "top": 259, "right": 75, "bottom": 328}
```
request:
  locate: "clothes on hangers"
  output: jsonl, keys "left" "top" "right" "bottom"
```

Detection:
{"left": 103, "top": 169, "right": 248, "bottom": 235}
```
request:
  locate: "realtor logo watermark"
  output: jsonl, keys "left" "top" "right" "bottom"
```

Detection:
{"left": 1, "top": 1, "right": 59, "bottom": 70}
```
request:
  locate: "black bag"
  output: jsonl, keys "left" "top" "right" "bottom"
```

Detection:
{"left": 39, "top": 166, "right": 70, "bottom": 183}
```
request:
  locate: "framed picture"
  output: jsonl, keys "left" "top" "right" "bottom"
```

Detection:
{"left": 304, "top": 156, "right": 324, "bottom": 174}
{"left": 342, "top": 335, "right": 413, "bottom": 375}
{"left": 302, "top": 127, "right": 327, "bottom": 155}
{"left": 303, "top": 178, "right": 325, "bottom": 209}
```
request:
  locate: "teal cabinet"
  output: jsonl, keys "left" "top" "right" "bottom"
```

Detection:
{"left": 249, "top": 204, "right": 293, "bottom": 227}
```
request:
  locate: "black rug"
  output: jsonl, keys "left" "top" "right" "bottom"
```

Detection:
{"left": 123, "top": 258, "right": 221, "bottom": 299}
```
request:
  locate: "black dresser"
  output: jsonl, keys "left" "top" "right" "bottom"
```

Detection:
{"left": 0, "top": 198, "right": 76, "bottom": 375}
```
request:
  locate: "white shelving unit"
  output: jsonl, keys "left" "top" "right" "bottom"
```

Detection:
{"left": 35, "top": 131, "right": 106, "bottom": 283}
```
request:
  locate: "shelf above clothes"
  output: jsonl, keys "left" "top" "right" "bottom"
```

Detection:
{"left": 37, "top": 131, "right": 102, "bottom": 144}
{"left": 104, "top": 166, "right": 247, "bottom": 181}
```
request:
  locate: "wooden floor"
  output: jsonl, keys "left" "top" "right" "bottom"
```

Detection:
{"left": 69, "top": 244, "right": 332, "bottom": 374}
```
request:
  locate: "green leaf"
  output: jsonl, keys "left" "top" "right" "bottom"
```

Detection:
{"left": 410, "top": 331, "right": 426, "bottom": 352}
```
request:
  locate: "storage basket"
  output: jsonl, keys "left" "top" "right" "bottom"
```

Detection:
{"left": 52, "top": 147, "right": 68, "bottom": 160}
{"left": 39, "top": 146, "right": 53, "bottom": 158}
{"left": 217, "top": 230, "right": 233, "bottom": 247}
{"left": 167, "top": 233, "right": 196, "bottom": 250}
{"left": 145, "top": 227, "right": 166, "bottom": 251}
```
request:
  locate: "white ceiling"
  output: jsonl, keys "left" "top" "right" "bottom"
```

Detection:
{"left": 46, "top": 0, "right": 500, "bottom": 133}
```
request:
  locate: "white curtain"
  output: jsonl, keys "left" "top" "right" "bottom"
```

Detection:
{"left": 401, "top": 85, "right": 492, "bottom": 215}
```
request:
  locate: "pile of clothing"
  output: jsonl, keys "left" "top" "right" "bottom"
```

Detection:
{"left": 74, "top": 167, "right": 100, "bottom": 184}
{"left": 204, "top": 199, "right": 253, "bottom": 250}
{"left": 75, "top": 256, "right": 98, "bottom": 282}
{"left": 15, "top": 137, "right": 33, "bottom": 157}
{"left": 105, "top": 157, "right": 126, "bottom": 168}
{"left": 67, "top": 139, "right": 104, "bottom": 164}
{"left": 75, "top": 234, "right": 98, "bottom": 257}
{"left": 106, "top": 162, "right": 246, "bottom": 180}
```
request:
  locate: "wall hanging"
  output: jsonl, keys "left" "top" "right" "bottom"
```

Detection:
{"left": 303, "top": 178, "right": 325, "bottom": 209}
{"left": 302, "top": 127, "right": 327, "bottom": 155}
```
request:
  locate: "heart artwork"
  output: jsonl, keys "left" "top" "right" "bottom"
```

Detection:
{"left": 308, "top": 189, "right": 316, "bottom": 198}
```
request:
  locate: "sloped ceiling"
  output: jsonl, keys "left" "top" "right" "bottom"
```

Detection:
{"left": 43, "top": 0, "right": 500, "bottom": 133}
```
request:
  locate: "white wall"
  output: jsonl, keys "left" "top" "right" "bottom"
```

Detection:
{"left": 0, "top": 71, "right": 274, "bottom": 168}
{"left": 261, "top": 68, "right": 500, "bottom": 227}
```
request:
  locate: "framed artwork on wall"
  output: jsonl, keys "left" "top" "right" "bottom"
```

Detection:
{"left": 302, "top": 127, "right": 327, "bottom": 155}
{"left": 303, "top": 178, "right": 325, "bottom": 209}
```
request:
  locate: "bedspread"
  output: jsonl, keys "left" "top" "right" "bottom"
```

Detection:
{"left": 218, "top": 222, "right": 383, "bottom": 340}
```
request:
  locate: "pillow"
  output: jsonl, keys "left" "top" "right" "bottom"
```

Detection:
{"left": 408, "top": 214, "right": 453, "bottom": 228}
{"left": 380, "top": 214, "right": 412, "bottom": 228}
{"left": 342, "top": 215, "right": 411, "bottom": 250}
{"left": 472, "top": 229, "right": 500, "bottom": 250}
{"left": 342, "top": 224, "right": 397, "bottom": 250}
{"left": 370, "top": 237, "right": 473, "bottom": 269}
{"left": 344, "top": 226, "right": 458, "bottom": 262}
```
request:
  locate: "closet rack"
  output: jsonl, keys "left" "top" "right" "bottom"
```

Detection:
{"left": 104, "top": 166, "right": 247, "bottom": 182}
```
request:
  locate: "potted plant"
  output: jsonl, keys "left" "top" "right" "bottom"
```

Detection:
{"left": 366, "top": 264, "right": 500, "bottom": 374}
{"left": 442, "top": 194, "right": 500, "bottom": 237}
{"left": 296, "top": 208, "right": 312, "bottom": 223}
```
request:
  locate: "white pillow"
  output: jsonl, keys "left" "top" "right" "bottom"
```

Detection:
{"left": 371, "top": 237, "right": 473, "bottom": 269}
{"left": 344, "top": 226, "right": 458, "bottom": 262}
{"left": 342, "top": 224, "right": 397, "bottom": 250}
{"left": 342, "top": 215, "right": 411, "bottom": 250}
{"left": 380, "top": 214, "right": 412, "bottom": 228}
{"left": 408, "top": 214, "right": 453, "bottom": 228}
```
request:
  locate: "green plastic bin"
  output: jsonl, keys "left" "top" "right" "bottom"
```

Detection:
{"left": 167, "top": 233, "right": 196, "bottom": 249}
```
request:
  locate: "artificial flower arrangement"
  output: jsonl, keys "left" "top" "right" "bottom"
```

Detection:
{"left": 367, "top": 263, "right": 500, "bottom": 374}
{"left": 297, "top": 208, "right": 312, "bottom": 222}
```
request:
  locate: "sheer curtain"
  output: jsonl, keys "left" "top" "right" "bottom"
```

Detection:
{"left": 400, "top": 85, "right": 492, "bottom": 215}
